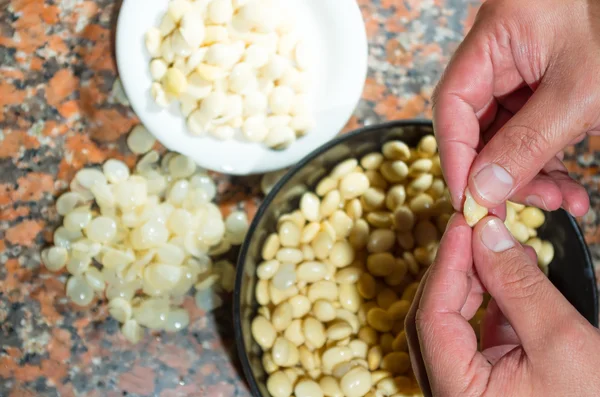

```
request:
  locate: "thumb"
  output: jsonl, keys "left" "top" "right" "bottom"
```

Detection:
{"left": 467, "top": 84, "right": 585, "bottom": 207}
{"left": 472, "top": 216, "right": 580, "bottom": 355}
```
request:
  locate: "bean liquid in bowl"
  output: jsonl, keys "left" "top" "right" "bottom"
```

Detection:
{"left": 234, "top": 121, "right": 598, "bottom": 397}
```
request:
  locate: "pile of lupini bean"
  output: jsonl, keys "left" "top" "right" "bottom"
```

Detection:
{"left": 41, "top": 124, "right": 248, "bottom": 343}
{"left": 253, "top": 135, "right": 554, "bottom": 397}
{"left": 145, "top": 0, "right": 314, "bottom": 148}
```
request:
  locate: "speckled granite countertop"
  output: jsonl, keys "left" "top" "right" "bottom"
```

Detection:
{"left": 0, "top": 0, "right": 598, "bottom": 396}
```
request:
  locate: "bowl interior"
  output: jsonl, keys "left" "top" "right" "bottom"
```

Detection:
{"left": 233, "top": 120, "right": 598, "bottom": 396}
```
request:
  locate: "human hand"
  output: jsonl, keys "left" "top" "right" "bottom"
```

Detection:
{"left": 433, "top": 0, "right": 596, "bottom": 215}
{"left": 405, "top": 214, "right": 600, "bottom": 396}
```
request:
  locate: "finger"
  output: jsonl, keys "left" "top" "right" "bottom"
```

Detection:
{"left": 472, "top": 216, "right": 581, "bottom": 355}
{"left": 460, "top": 271, "right": 486, "bottom": 319}
{"left": 506, "top": 174, "right": 563, "bottom": 211}
{"left": 488, "top": 202, "right": 506, "bottom": 221}
{"left": 523, "top": 245, "right": 537, "bottom": 263}
{"left": 405, "top": 270, "right": 432, "bottom": 396}
{"left": 481, "top": 298, "right": 520, "bottom": 352}
{"left": 416, "top": 214, "right": 491, "bottom": 395}
{"left": 432, "top": 30, "right": 502, "bottom": 210}
{"left": 546, "top": 170, "right": 590, "bottom": 216}
{"left": 467, "top": 84, "right": 586, "bottom": 208}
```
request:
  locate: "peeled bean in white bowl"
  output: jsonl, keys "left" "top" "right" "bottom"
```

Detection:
{"left": 265, "top": 125, "right": 295, "bottom": 149}
{"left": 269, "top": 86, "right": 294, "bottom": 115}
{"left": 199, "top": 91, "right": 227, "bottom": 120}
{"left": 150, "top": 83, "right": 169, "bottom": 107}
{"left": 149, "top": 59, "right": 168, "bottom": 81}
{"left": 244, "top": 44, "right": 269, "bottom": 68}
{"left": 207, "top": 0, "right": 233, "bottom": 24}
{"left": 224, "top": 94, "right": 243, "bottom": 119}
{"left": 179, "top": 13, "right": 205, "bottom": 48}
{"left": 243, "top": 91, "right": 268, "bottom": 116}
{"left": 261, "top": 54, "right": 288, "bottom": 80}
{"left": 170, "top": 29, "right": 192, "bottom": 57}
{"left": 229, "top": 62, "right": 257, "bottom": 94}
{"left": 205, "top": 43, "right": 239, "bottom": 69}
{"left": 243, "top": 115, "right": 269, "bottom": 142}
{"left": 185, "top": 73, "right": 212, "bottom": 100}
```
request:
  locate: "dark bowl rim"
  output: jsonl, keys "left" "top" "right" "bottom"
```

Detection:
{"left": 232, "top": 119, "right": 598, "bottom": 396}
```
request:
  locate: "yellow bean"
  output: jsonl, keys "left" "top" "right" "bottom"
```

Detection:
{"left": 366, "top": 252, "right": 395, "bottom": 277}
{"left": 376, "top": 288, "right": 398, "bottom": 310}
{"left": 313, "top": 299, "right": 337, "bottom": 322}
{"left": 357, "top": 273, "right": 377, "bottom": 299}
{"left": 392, "top": 330, "right": 408, "bottom": 352}
{"left": 339, "top": 283, "right": 362, "bottom": 312}
{"left": 539, "top": 240, "right": 554, "bottom": 267}
{"left": 388, "top": 300, "right": 411, "bottom": 321}
{"left": 367, "top": 307, "right": 393, "bottom": 332}
{"left": 463, "top": 189, "right": 488, "bottom": 227}
{"left": 320, "top": 376, "right": 344, "bottom": 397}
{"left": 308, "top": 280, "right": 338, "bottom": 302}
{"left": 367, "top": 345, "right": 382, "bottom": 370}
{"left": 358, "top": 326, "right": 379, "bottom": 346}
{"left": 321, "top": 190, "right": 342, "bottom": 217}
{"left": 289, "top": 295, "right": 311, "bottom": 318}
{"left": 251, "top": 316, "right": 277, "bottom": 350}
{"left": 322, "top": 346, "right": 353, "bottom": 374}
{"left": 393, "top": 206, "right": 415, "bottom": 232}
{"left": 366, "top": 211, "right": 393, "bottom": 228}
{"left": 382, "top": 141, "right": 410, "bottom": 161}
{"left": 365, "top": 170, "right": 389, "bottom": 190}
{"left": 361, "top": 152, "right": 384, "bottom": 170}
{"left": 367, "top": 229, "right": 395, "bottom": 253}
{"left": 316, "top": 177, "right": 337, "bottom": 197}
{"left": 380, "top": 332, "right": 394, "bottom": 354}
{"left": 335, "top": 267, "right": 363, "bottom": 284}
{"left": 295, "top": 379, "right": 323, "bottom": 397}
{"left": 262, "top": 233, "right": 280, "bottom": 260}
{"left": 340, "top": 366, "right": 373, "bottom": 397}
{"left": 381, "top": 351, "right": 410, "bottom": 375}
{"left": 520, "top": 206, "right": 545, "bottom": 228}
{"left": 303, "top": 316, "right": 326, "bottom": 349}
{"left": 330, "top": 241, "right": 356, "bottom": 268}
{"left": 272, "top": 301, "right": 293, "bottom": 331}
{"left": 279, "top": 221, "right": 301, "bottom": 247}
{"left": 327, "top": 322, "right": 353, "bottom": 341}
{"left": 349, "top": 219, "right": 370, "bottom": 250}
{"left": 267, "top": 371, "right": 293, "bottom": 397}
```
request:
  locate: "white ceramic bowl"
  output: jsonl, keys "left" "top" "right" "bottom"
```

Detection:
{"left": 116, "top": 0, "right": 368, "bottom": 175}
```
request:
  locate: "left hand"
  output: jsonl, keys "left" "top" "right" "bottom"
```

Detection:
{"left": 404, "top": 213, "right": 600, "bottom": 396}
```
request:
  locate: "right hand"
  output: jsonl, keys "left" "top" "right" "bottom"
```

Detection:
{"left": 433, "top": 0, "right": 596, "bottom": 215}
{"left": 405, "top": 215, "right": 600, "bottom": 396}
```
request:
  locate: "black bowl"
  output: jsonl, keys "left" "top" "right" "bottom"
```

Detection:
{"left": 233, "top": 120, "right": 599, "bottom": 396}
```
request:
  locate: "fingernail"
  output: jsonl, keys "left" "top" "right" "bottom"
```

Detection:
{"left": 473, "top": 164, "right": 514, "bottom": 204}
{"left": 481, "top": 218, "right": 515, "bottom": 252}
{"left": 525, "top": 195, "right": 547, "bottom": 210}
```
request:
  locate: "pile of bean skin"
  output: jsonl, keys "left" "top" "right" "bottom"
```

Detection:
{"left": 41, "top": 124, "right": 247, "bottom": 343}
{"left": 145, "top": 0, "right": 314, "bottom": 147}
{"left": 252, "top": 135, "right": 555, "bottom": 397}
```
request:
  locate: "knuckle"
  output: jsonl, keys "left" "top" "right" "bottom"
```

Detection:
{"left": 496, "top": 124, "right": 550, "bottom": 172}
{"left": 499, "top": 254, "right": 547, "bottom": 301}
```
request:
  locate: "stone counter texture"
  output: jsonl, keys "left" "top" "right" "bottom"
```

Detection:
{"left": 0, "top": 0, "right": 599, "bottom": 396}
